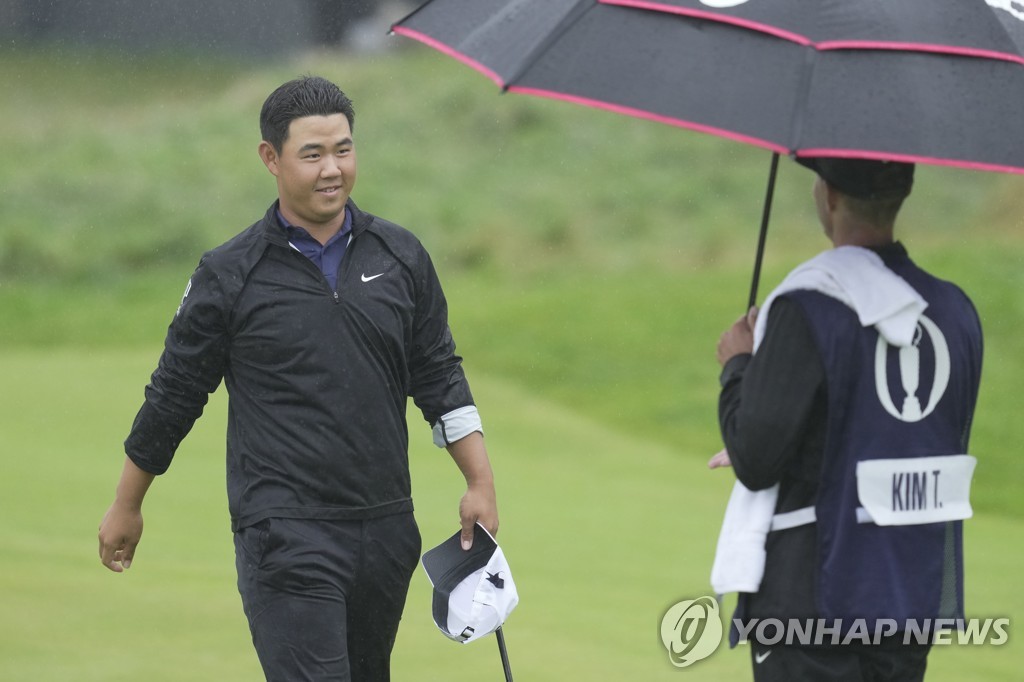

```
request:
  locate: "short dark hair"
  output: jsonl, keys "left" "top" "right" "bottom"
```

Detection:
{"left": 260, "top": 76, "right": 355, "bottom": 152}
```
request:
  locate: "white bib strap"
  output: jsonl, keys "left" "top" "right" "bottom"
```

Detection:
{"left": 770, "top": 506, "right": 816, "bottom": 531}
{"left": 770, "top": 505, "right": 893, "bottom": 530}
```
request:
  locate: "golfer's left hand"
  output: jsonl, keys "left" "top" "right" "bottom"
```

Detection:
{"left": 459, "top": 482, "right": 498, "bottom": 551}
{"left": 717, "top": 306, "right": 758, "bottom": 366}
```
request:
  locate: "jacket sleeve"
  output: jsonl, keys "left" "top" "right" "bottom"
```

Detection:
{"left": 718, "top": 297, "right": 825, "bottom": 490}
{"left": 406, "top": 246, "right": 477, "bottom": 440}
{"left": 124, "top": 257, "right": 231, "bottom": 474}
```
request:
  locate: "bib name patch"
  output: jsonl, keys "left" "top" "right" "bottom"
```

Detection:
{"left": 856, "top": 455, "right": 976, "bottom": 526}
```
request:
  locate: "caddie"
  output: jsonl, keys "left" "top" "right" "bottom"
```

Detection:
{"left": 711, "top": 158, "right": 983, "bottom": 681}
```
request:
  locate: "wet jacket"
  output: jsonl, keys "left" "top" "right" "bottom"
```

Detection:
{"left": 125, "top": 200, "right": 475, "bottom": 531}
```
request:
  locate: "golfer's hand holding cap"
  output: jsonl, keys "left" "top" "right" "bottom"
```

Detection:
{"left": 447, "top": 431, "right": 499, "bottom": 550}
{"left": 459, "top": 480, "right": 498, "bottom": 550}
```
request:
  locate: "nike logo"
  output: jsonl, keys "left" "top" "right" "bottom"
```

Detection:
{"left": 361, "top": 273, "right": 384, "bottom": 282}
{"left": 754, "top": 650, "right": 772, "bottom": 664}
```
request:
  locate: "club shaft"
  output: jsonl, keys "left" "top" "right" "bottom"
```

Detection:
{"left": 496, "top": 627, "right": 513, "bottom": 682}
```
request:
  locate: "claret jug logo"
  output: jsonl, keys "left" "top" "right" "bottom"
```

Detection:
{"left": 660, "top": 596, "right": 723, "bottom": 668}
{"left": 874, "top": 315, "right": 951, "bottom": 423}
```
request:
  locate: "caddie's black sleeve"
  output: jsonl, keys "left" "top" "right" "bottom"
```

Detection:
{"left": 124, "top": 258, "right": 230, "bottom": 474}
{"left": 718, "top": 297, "right": 825, "bottom": 491}
{"left": 407, "top": 247, "right": 474, "bottom": 426}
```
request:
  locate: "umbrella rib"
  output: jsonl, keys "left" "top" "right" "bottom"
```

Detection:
{"left": 600, "top": 0, "right": 811, "bottom": 45}
{"left": 501, "top": 0, "right": 597, "bottom": 90}
{"left": 786, "top": 46, "right": 818, "bottom": 156}
{"left": 816, "top": 40, "right": 1024, "bottom": 66}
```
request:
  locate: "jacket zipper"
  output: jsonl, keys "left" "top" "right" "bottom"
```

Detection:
{"left": 286, "top": 246, "right": 341, "bottom": 304}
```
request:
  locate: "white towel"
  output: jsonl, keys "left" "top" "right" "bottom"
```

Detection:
{"left": 710, "top": 246, "right": 927, "bottom": 595}
{"left": 754, "top": 246, "right": 927, "bottom": 350}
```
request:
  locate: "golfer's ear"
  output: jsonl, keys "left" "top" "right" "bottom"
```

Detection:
{"left": 825, "top": 182, "right": 842, "bottom": 212}
{"left": 258, "top": 140, "right": 280, "bottom": 176}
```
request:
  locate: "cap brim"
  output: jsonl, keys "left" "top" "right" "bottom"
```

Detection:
{"left": 422, "top": 523, "right": 497, "bottom": 588}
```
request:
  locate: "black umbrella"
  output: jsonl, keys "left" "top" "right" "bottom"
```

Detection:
{"left": 393, "top": 0, "right": 1024, "bottom": 305}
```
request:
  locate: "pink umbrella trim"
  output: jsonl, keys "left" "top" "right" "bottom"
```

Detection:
{"left": 601, "top": 0, "right": 1024, "bottom": 64}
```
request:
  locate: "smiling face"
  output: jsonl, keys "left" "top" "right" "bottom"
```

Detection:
{"left": 258, "top": 113, "right": 357, "bottom": 237}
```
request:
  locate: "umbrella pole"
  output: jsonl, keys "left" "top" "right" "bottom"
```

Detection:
{"left": 748, "top": 152, "right": 780, "bottom": 310}
{"left": 496, "top": 627, "right": 513, "bottom": 682}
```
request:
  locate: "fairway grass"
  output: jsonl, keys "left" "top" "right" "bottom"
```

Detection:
{"left": 1, "top": 350, "right": 1020, "bottom": 681}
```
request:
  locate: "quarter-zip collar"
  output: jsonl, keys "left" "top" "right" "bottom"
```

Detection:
{"left": 261, "top": 198, "right": 375, "bottom": 247}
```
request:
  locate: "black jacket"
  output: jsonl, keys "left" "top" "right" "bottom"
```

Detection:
{"left": 126, "top": 200, "right": 475, "bottom": 531}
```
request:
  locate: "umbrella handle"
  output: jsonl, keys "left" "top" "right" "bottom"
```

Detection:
{"left": 496, "top": 626, "right": 513, "bottom": 682}
{"left": 748, "top": 152, "right": 780, "bottom": 311}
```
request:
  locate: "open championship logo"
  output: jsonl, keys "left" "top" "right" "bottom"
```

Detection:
{"left": 660, "top": 597, "right": 723, "bottom": 668}
{"left": 874, "top": 316, "right": 950, "bottom": 423}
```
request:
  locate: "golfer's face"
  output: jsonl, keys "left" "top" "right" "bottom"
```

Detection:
{"left": 273, "top": 114, "right": 357, "bottom": 228}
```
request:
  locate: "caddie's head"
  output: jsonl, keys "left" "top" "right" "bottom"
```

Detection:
{"left": 800, "top": 157, "right": 915, "bottom": 243}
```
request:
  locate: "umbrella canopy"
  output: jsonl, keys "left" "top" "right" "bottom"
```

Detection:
{"left": 392, "top": 0, "right": 1024, "bottom": 301}
{"left": 393, "top": 0, "right": 1024, "bottom": 173}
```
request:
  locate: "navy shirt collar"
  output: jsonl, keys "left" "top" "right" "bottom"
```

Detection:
{"left": 276, "top": 207, "right": 352, "bottom": 291}
{"left": 276, "top": 207, "right": 352, "bottom": 246}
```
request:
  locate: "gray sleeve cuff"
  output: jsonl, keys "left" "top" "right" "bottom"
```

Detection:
{"left": 432, "top": 405, "right": 483, "bottom": 448}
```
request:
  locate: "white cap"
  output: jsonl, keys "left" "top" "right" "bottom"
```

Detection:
{"left": 421, "top": 523, "right": 519, "bottom": 644}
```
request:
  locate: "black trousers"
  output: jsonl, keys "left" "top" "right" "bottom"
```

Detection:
{"left": 234, "top": 513, "right": 422, "bottom": 681}
{"left": 749, "top": 638, "right": 931, "bottom": 682}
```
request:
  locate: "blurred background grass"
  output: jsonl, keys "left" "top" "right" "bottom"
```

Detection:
{"left": 1, "top": 42, "right": 1022, "bottom": 680}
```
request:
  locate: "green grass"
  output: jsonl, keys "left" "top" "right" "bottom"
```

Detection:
{"left": 1, "top": 44, "right": 1023, "bottom": 679}
{"left": 2, "top": 350, "right": 1021, "bottom": 681}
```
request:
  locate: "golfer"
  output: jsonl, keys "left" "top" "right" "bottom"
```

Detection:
{"left": 98, "top": 75, "right": 499, "bottom": 681}
{"left": 712, "top": 158, "right": 982, "bottom": 681}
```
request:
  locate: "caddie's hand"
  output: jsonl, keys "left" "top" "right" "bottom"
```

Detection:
{"left": 459, "top": 482, "right": 498, "bottom": 551}
{"left": 707, "top": 449, "right": 733, "bottom": 469}
{"left": 98, "top": 502, "right": 143, "bottom": 573}
{"left": 717, "top": 306, "right": 758, "bottom": 366}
